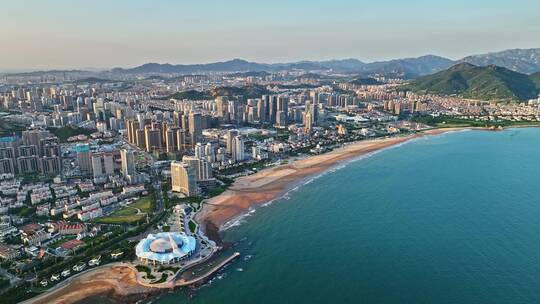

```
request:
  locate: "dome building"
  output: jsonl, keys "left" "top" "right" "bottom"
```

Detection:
{"left": 135, "top": 232, "right": 196, "bottom": 265}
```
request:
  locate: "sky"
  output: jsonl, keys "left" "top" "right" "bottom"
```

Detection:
{"left": 1, "top": 0, "right": 539, "bottom": 71}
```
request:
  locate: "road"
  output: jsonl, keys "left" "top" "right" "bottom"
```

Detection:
{"left": 123, "top": 138, "right": 164, "bottom": 214}
{"left": 19, "top": 262, "right": 126, "bottom": 304}
{"left": 152, "top": 166, "right": 164, "bottom": 213}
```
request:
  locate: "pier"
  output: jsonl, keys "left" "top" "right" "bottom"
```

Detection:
{"left": 175, "top": 252, "right": 241, "bottom": 287}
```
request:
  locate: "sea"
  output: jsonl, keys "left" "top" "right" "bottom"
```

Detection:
{"left": 155, "top": 128, "right": 540, "bottom": 304}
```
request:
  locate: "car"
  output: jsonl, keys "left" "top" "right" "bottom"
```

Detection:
{"left": 40, "top": 280, "right": 48, "bottom": 287}
{"left": 50, "top": 274, "right": 60, "bottom": 281}
{"left": 88, "top": 255, "right": 102, "bottom": 266}
{"left": 61, "top": 269, "right": 71, "bottom": 277}
{"left": 73, "top": 262, "right": 86, "bottom": 272}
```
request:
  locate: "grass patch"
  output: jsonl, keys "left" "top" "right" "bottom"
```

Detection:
{"left": 131, "top": 196, "right": 154, "bottom": 213}
{"left": 135, "top": 265, "right": 155, "bottom": 280}
{"left": 207, "top": 186, "right": 226, "bottom": 197}
{"left": 96, "top": 214, "right": 145, "bottom": 224}
{"left": 96, "top": 196, "right": 154, "bottom": 224}
{"left": 152, "top": 273, "right": 168, "bottom": 284}
{"left": 188, "top": 220, "right": 197, "bottom": 234}
{"left": 48, "top": 126, "right": 93, "bottom": 142}
{"left": 112, "top": 207, "right": 138, "bottom": 216}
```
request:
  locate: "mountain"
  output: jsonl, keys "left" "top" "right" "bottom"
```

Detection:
{"left": 112, "top": 56, "right": 453, "bottom": 77}
{"left": 460, "top": 48, "right": 540, "bottom": 74}
{"left": 405, "top": 63, "right": 539, "bottom": 101}
{"left": 8, "top": 48, "right": 540, "bottom": 78}
{"left": 288, "top": 59, "right": 366, "bottom": 71}
{"left": 158, "top": 90, "right": 211, "bottom": 100}
{"left": 531, "top": 72, "right": 540, "bottom": 87}
{"left": 112, "top": 59, "right": 271, "bottom": 74}
{"left": 227, "top": 71, "right": 271, "bottom": 77}
{"left": 349, "top": 77, "right": 383, "bottom": 86}
{"left": 360, "top": 55, "right": 455, "bottom": 78}
{"left": 210, "top": 85, "right": 271, "bottom": 99}
{"left": 316, "top": 59, "right": 366, "bottom": 71}
{"left": 113, "top": 58, "right": 366, "bottom": 74}
{"left": 159, "top": 85, "right": 271, "bottom": 101}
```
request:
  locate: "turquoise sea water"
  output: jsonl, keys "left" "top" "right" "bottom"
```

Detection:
{"left": 158, "top": 128, "right": 540, "bottom": 304}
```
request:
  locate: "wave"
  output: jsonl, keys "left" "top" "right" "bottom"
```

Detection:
{"left": 221, "top": 208, "right": 257, "bottom": 231}
{"left": 220, "top": 131, "right": 463, "bottom": 232}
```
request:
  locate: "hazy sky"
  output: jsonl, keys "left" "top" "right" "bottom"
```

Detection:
{"left": 1, "top": 0, "right": 539, "bottom": 70}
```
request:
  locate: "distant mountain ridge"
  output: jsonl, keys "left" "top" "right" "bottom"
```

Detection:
{"left": 112, "top": 58, "right": 367, "bottom": 75}
{"left": 360, "top": 55, "right": 455, "bottom": 78}
{"left": 111, "top": 56, "right": 452, "bottom": 78}
{"left": 6, "top": 48, "right": 540, "bottom": 78}
{"left": 460, "top": 48, "right": 540, "bottom": 74}
{"left": 405, "top": 62, "right": 540, "bottom": 101}
{"left": 111, "top": 49, "right": 540, "bottom": 77}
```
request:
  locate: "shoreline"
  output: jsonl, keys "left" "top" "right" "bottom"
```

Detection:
{"left": 21, "top": 126, "right": 472, "bottom": 304}
{"left": 21, "top": 263, "right": 155, "bottom": 304}
{"left": 196, "top": 127, "right": 471, "bottom": 234}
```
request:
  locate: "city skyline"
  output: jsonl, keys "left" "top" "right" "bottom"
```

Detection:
{"left": 1, "top": 0, "right": 539, "bottom": 71}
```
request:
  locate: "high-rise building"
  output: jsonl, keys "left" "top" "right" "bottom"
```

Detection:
{"left": 257, "top": 98, "right": 267, "bottom": 123}
{"left": 215, "top": 96, "right": 229, "bottom": 121}
{"left": 0, "top": 146, "right": 16, "bottom": 175}
{"left": 120, "top": 149, "right": 135, "bottom": 177}
{"left": 205, "top": 142, "right": 216, "bottom": 162}
{"left": 165, "top": 127, "right": 179, "bottom": 153}
{"left": 22, "top": 129, "right": 51, "bottom": 147}
{"left": 126, "top": 119, "right": 140, "bottom": 144}
{"left": 91, "top": 152, "right": 114, "bottom": 179}
{"left": 194, "top": 143, "right": 205, "bottom": 159}
{"left": 76, "top": 143, "right": 92, "bottom": 174}
{"left": 226, "top": 129, "right": 239, "bottom": 155}
{"left": 180, "top": 113, "right": 189, "bottom": 131}
{"left": 135, "top": 129, "right": 146, "bottom": 148}
{"left": 277, "top": 96, "right": 289, "bottom": 116}
{"left": 182, "top": 156, "right": 212, "bottom": 181}
{"left": 176, "top": 129, "right": 186, "bottom": 153}
{"left": 144, "top": 125, "right": 162, "bottom": 153}
{"left": 269, "top": 95, "right": 278, "bottom": 124}
{"left": 40, "top": 156, "right": 61, "bottom": 175}
{"left": 276, "top": 111, "right": 287, "bottom": 127}
{"left": 304, "top": 112, "right": 313, "bottom": 132}
{"left": 17, "top": 146, "right": 40, "bottom": 174}
{"left": 188, "top": 112, "right": 202, "bottom": 145}
{"left": 40, "top": 137, "right": 61, "bottom": 175}
{"left": 232, "top": 135, "right": 245, "bottom": 162}
{"left": 171, "top": 161, "right": 198, "bottom": 197}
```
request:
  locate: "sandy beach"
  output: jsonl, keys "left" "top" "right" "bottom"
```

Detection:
{"left": 22, "top": 264, "right": 154, "bottom": 304}
{"left": 196, "top": 128, "right": 467, "bottom": 233}
{"left": 24, "top": 127, "right": 467, "bottom": 304}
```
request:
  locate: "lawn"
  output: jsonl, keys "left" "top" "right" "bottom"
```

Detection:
{"left": 112, "top": 207, "right": 138, "bottom": 216}
{"left": 96, "top": 196, "right": 154, "bottom": 224}
{"left": 188, "top": 220, "right": 197, "bottom": 234}
{"left": 135, "top": 265, "right": 155, "bottom": 280}
{"left": 152, "top": 273, "right": 168, "bottom": 284}
{"left": 96, "top": 214, "right": 145, "bottom": 224}
{"left": 131, "top": 196, "right": 153, "bottom": 213}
